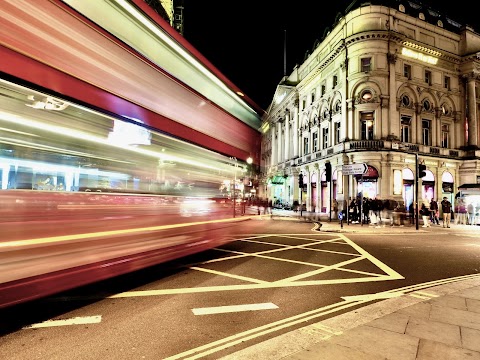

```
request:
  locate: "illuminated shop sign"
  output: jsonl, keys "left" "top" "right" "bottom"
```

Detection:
{"left": 402, "top": 48, "right": 438, "bottom": 65}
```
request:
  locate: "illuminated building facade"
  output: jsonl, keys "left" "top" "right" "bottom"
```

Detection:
{"left": 261, "top": 0, "right": 480, "bottom": 217}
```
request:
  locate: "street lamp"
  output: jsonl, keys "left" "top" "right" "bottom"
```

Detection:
{"left": 230, "top": 157, "right": 238, "bottom": 217}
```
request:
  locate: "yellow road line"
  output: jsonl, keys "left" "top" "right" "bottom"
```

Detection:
{"left": 189, "top": 266, "right": 269, "bottom": 284}
{"left": 0, "top": 217, "right": 246, "bottom": 248}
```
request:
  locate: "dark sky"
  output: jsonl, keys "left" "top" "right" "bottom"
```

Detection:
{"left": 182, "top": 1, "right": 478, "bottom": 112}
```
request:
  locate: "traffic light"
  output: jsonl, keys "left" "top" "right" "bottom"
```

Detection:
{"left": 325, "top": 162, "right": 332, "bottom": 181}
{"left": 418, "top": 164, "right": 427, "bottom": 178}
{"left": 298, "top": 173, "right": 304, "bottom": 187}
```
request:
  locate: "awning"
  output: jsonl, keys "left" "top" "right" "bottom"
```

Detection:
{"left": 458, "top": 184, "right": 480, "bottom": 195}
{"left": 270, "top": 176, "right": 285, "bottom": 185}
{"left": 458, "top": 184, "right": 480, "bottom": 190}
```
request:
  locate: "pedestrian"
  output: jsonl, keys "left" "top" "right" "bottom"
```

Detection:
{"left": 349, "top": 197, "right": 359, "bottom": 224}
{"left": 441, "top": 196, "right": 452, "bottom": 228}
{"left": 429, "top": 198, "right": 440, "bottom": 225}
{"left": 420, "top": 203, "right": 431, "bottom": 227}
{"left": 467, "top": 203, "right": 475, "bottom": 225}
{"left": 456, "top": 198, "right": 467, "bottom": 225}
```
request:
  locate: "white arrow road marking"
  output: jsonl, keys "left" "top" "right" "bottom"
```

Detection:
{"left": 23, "top": 315, "right": 102, "bottom": 329}
{"left": 192, "top": 302, "right": 278, "bottom": 315}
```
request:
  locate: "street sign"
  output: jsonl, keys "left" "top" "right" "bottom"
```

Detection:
{"left": 342, "top": 163, "right": 368, "bottom": 175}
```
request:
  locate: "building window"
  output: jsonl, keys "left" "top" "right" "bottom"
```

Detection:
{"left": 322, "top": 127, "right": 329, "bottom": 149}
{"left": 425, "top": 70, "right": 431, "bottom": 85}
{"left": 334, "top": 100, "right": 341, "bottom": 113}
{"left": 361, "top": 57, "right": 372, "bottom": 72}
{"left": 401, "top": 115, "right": 411, "bottom": 143}
{"left": 441, "top": 103, "right": 451, "bottom": 116}
{"left": 360, "top": 112, "right": 374, "bottom": 140}
{"left": 422, "top": 119, "right": 431, "bottom": 146}
{"left": 312, "top": 132, "right": 318, "bottom": 152}
{"left": 302, "top": 99, "right": 306, "bottom": 110}
{"left": 311, "top": 91, "right": 316, "bottom": 103}
{"left": 322, "top": 108, "right": 329, "bottom": 120}
{"left": 423, "top": 99, "right": 431, "bottom": 111}
{"left": 334, "top": 122, "right": 340, "bottom": 144}
{"left": 333, "top": 75, "right": 338, "bottom": 88}
{"left": 404, "top": 64, "right": 411, "bottom": 79}
{"left": 401, "top": 94, "right": 411, "bottom": 107}
{"left": 441, "top": 124, "right": 449, "bottom": 148}
{"left": 321, "top": 84, "right": 326, "bottom": 96}
{"left": 303, "top": 137, "right": 309, "bottom": 155}
{"left": 362, "top": 90, "right": 373, "bottom": 101}
{"left": 444, "top": 76, "right": 450, "bottom": 90}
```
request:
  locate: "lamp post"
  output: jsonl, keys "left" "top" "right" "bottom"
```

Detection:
{"left": 245, "top": 157, "right": 253, "bottom": 202}
{"left": 230, "top": 157, "right": 237, "bottom": 217}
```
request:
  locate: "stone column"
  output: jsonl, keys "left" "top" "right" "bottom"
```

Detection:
{"left": 346, "top": 99, "right": 354, "bottom": 141}
{"left": 293, "top": 99, "right": 300, "bottom": 158}
{"left": 271, "top": 124, "right": 277, "bottom": 165}
{"left": 414, "top": 103, "right": 422, "bottom": 145}
{"left": 285, "top": 111, "right": 290, "bottom": 161}
{"left": 277, "top": 121, "right": 283, "bottom": 163}
{"left": 305, "top": 168, "right": 312, "bottom": 212}
{"left": 313, "top": 164, "right": 321, "bottom": 213}
{"left": 387, "top": 52, "right": 398, "bottom": 139}
{"left": 467, "top": 76, "right": 478, "bottom": 148}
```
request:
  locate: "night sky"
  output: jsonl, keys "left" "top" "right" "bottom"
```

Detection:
{"left": 182, "top": 1, "right": 479, "bottom": 112}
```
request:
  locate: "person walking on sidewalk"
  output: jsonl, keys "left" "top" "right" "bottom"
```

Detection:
{"left": 430, "top": 198, "right": 440, "bottom": 225}
{"left": 420, "top": 202, "right": 431, "bottom": 227}
{"left": 441, "top": 196, "right": 452, "bottom": 228}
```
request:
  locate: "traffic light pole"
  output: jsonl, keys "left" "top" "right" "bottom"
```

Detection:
{"left": 415, "top": 153, "right": 419, "bottom": 230}
{"left": 298, "top": 173, "right": 303, "bottom": 217}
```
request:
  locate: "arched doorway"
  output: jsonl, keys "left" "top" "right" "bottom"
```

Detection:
{"left": 420, "top": 170, "right": 435, "bottom": 201}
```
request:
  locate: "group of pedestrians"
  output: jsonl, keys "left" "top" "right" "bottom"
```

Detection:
{"left": 453, "top": 197, "right": 478, "bottom": 225}
{"left": 420, "top": 197, "right": 452, "bottom": 228}
{"left": 346, "top": 195, "right": 457, "bottom": 228}
{"left": 347, "top": 196, "right": 401, "bottom": 225}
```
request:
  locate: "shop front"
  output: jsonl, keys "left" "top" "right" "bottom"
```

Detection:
{"left": 354, "top": 165, "right": 378, "bottom": 199}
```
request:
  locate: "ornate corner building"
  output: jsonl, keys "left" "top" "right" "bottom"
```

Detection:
{"left": 260, "top": 0, "right": 480, "bottom": 216}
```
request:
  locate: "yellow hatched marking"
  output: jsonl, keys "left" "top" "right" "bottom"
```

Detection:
{"left": 409, "top": 293, "right": 431, "bottom": 299}
{"left": 414, "top": 291, "right": 439, "bottom": 298}
{"left": 275, "top": 256, "right": 367, "bottom": 283}
{"left": 189, "top": 266, "right": 268, "bottom": 284}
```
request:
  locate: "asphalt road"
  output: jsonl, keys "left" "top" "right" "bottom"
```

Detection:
{"left": 1, "top": 219, "right": 479, "bottom": 359}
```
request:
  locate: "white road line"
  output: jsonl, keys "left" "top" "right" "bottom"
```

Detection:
{"left": 192, "top": 303, "right": 278, "bottom": 315}
{"left": 23, "top": 316, "right": 102, "bottom": 329}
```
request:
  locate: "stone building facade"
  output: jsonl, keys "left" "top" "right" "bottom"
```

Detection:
{"left": 260, "top": 0, "right": 480, "bottom": 218}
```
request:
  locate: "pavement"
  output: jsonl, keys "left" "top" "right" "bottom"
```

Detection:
{"left": 222, "top": 208, "right": 480, "bottom": 360}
